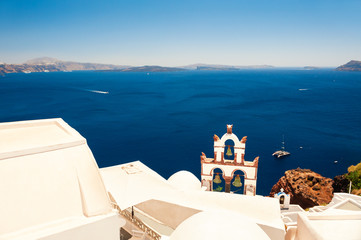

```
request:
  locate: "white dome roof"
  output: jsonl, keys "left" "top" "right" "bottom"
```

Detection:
{"left": 168, "top": 170, "right": 201, "bottom": 192}
{"left": 170, "top": 210, "right": 270, "bottom": 240}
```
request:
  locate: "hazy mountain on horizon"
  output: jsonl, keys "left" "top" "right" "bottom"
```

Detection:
{"left": 23, "top": 57, "right": 130, "bottom": 71}
{"left": 24, "top": 58, "right": 275, "bottom": 69}
{"left": 1, "top": 57, "right": 358, "bottom": 74}
{"left": 25, "top": 57, "right": 129, "bottom": 68}
{"left": 0, "top": 57, "right": 130, "bottom": 74}
{"left": 335, "top": 60, "right": 361, "bottom": 72}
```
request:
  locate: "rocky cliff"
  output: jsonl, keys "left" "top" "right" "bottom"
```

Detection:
{"left": 335, "top": 60, "right": 361, "bottom": 72}
{"left": 269, "top": 168, "right": 333, "bottom": 209}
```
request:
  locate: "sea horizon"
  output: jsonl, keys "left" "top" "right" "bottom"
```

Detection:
{"left": 1, "top": 69, "right": 361, "bottom": 195}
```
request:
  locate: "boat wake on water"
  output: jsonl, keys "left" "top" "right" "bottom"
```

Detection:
{"left": 86, "top": 89, "right": 109, "bottom": 94}
{"left": 69, "top": 87, "right": 109, "bottom": 94}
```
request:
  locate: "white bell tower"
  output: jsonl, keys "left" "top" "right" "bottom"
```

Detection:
{"left": 200, "top": 125, "right": 259, "bottom": 196}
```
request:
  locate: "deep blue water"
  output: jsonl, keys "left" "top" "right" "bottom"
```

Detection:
{"left": 1, "top": 69, "right": 361, "bottom": 195}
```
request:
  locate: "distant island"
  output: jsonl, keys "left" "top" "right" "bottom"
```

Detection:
{"left": 0, "top": 57, "right": 277, "bottom": 75}
{"left": 100, "top": 64, "right": 274, "bottom": 72}
{"left": 335, "top": 60, "right": 361, "bottom": 72}
{"left": 3, "top": 57, "right": 361, "bottom": 74}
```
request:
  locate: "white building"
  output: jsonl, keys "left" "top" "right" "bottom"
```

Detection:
{"left": 0, "top": 118, "right": 125, "bottom": 240}
{"left": 282, "top": 193, "right": 361, "bottom": 240}
{"left": 274, "top": 188, "right": 291, "bottom": 209}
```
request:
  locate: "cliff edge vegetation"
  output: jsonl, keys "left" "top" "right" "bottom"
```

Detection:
{"left": 333, "top": 161, "right": 361, "bottom": 195}
{"left": 346, "top": 162, "right": 361, "bottom": 195}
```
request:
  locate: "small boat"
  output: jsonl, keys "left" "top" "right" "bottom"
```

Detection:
{"left": 272, "top": 150, "right": 290, "bottom": 158}
{"left": 23, "top": 70, "right": 31, "bottom": 74}
{"left": 273, "top": 135, "right": 290, "bottom": 158}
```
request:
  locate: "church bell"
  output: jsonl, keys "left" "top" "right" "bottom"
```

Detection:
{"left": 213, "top": 173, "right": 222, "bottom": 184}
{"left": 226, "top": 145, "right": 233, "bottom": 157}
{"left": 232, "top": 175, "right": 242, "bottom": 187}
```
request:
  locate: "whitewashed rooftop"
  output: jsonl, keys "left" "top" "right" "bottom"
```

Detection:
{"left": 0, "top": 118, "right": 85, "bottom": 160}
{"left": 0, "top": 118, "right": 124, "bottom": 240}
{"left": 101, "top": 161, "right": 285, "bottom": 239}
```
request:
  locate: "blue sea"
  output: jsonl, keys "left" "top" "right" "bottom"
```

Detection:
{"left": 1, "top": 69, "right": 361, "bottom": 195}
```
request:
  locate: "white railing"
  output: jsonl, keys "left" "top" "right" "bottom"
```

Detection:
{"left": 108, "top": 193, "right": 161, "bottom": 240}
{"left": 121, "top": 209, "right": 161, "bottom": 240}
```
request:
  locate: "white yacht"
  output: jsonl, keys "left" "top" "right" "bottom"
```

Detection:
{"left": 273, "top": 135, "right": 290, "bottom": 158}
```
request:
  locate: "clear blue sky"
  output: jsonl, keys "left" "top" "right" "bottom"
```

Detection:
{"left": 1, "top": 0, "right": 360, "bottom": 66}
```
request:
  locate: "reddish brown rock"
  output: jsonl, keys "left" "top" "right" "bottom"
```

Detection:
{"left": 269, "top": 168, "right": 334, "bottom": 209}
